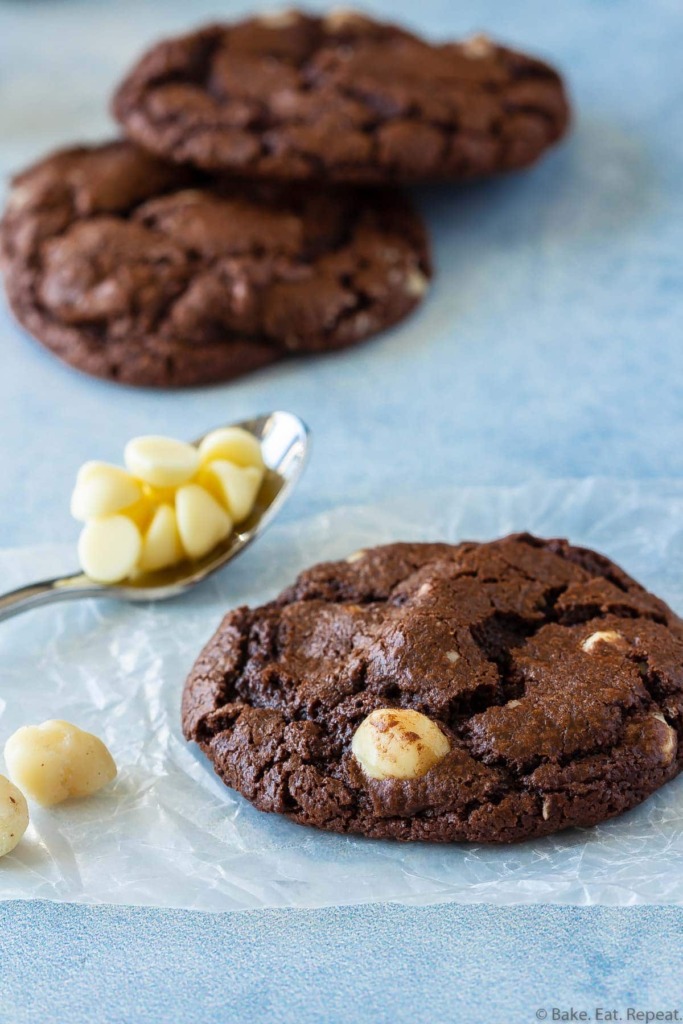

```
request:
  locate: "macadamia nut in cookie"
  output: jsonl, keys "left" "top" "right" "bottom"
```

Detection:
{"left": 352, "top": 708, "right": 450, "bottom": 780}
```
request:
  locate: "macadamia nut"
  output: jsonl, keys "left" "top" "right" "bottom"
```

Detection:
{"left": 4, "top": 720, "right": 117, "bottom": 807}
{"left": 0, "top": 775, "right": 29, "bottom": 857}
{"left": 351, "top": 708, "right": 450, "bottom": 780}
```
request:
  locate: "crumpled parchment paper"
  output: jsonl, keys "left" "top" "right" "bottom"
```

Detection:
{"left": 2, "top": 478, "right": 683, "bottom": 910}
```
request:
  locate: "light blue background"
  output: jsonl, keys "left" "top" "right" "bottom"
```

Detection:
{"left": 1, "top": 0, "right": 682, "bottom": 1020}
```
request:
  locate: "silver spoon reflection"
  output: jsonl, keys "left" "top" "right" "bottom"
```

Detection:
{"left": 0, "top": 411, "right": 309, "bottom": 622}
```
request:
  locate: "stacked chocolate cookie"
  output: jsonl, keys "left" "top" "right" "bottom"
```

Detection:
{"left": 0, "top": 10, "right": 570, "bottom": 387}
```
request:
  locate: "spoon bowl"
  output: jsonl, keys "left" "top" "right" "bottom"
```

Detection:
{"left": 0, "top": 411, "right": 309, "bottom": 622}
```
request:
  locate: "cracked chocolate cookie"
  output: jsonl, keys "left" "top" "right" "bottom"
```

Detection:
{"left": 112, "top": 10, "right": 570, "bottom": 184}
{"left": 0, "top": 141, "right": 430, "bottom": 387}
{"left": 182, "top": 534, "right": 683, "bottom": 843}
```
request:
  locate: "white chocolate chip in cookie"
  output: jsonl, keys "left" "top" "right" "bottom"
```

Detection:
{"left": 324, "top": 8, "right": 368, "bottom": 30}
{"left": 4, "top": 721, "right": 117, "bottom": 807}
{"left": 6, "top": 183, "right": 37, "bottom": 214}
{"left": 0, "top": 775, "right": 29, "bottom": 857}
{"left": 651, "top": 712, "right": 678, "bottom": 765}
{"left": 258, "top": 8, "right": 300, "bottom": 27}
{"left": 124, "top": 435, "right": 200, "bottom": 488}
{"left": 197, "top": 427, "right": 264, "bottom": 470}
{"left": 351, "top": 708, "right": 450, "bottom": 780}
{"left": 346, "top": 549, "right": 366, "bottom": 564}
{"left": 405, "top": 268, "right": 430, "bottom": 298}
{"left": 199, "top": 460, "right": 264, "bottom": 524}
{"left": 581, "top": 630, "right": 628, "bottom": 654}
{"left": 462, "top": 33, "right": 495, "bottom": 58}
{"left": 176, "top": 484, "right": 232, "bottom": 560}
{"left": 78, "top": 515, "right": 142, "bottom": 583}
{"left": 70, "top": 462, "right": 142, "bottom": 521}
{"left": 445, "top": 650, "right": 460, "bottom": 664}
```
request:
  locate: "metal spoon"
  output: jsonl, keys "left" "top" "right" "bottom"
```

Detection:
{"left": 0, "top": 411, "right": 309, "bottom": 623}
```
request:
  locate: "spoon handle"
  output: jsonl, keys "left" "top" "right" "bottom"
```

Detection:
{"left": 0, "top": 573, "right": 103, "bottom": 623}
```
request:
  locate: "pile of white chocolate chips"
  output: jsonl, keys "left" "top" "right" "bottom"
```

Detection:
{"left": 72, "top": 427, "right": 265, "bottom": 583}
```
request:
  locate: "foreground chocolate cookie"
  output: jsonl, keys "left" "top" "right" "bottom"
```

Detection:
{"left": 112, "top": 10, "right": 570, "bottom": 183}
{"left": 0, "top": 141, "right": 429, "bottom": 387}
{"left": 183, "top": 535, "right": 683, "bottom": 843}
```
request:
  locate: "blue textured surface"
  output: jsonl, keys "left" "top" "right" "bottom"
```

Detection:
{"left": 3, "top": 901, "right": 683, "bottom": 1024}
{"left": 1, "top": 0, "right": 682, "bottom": 1020}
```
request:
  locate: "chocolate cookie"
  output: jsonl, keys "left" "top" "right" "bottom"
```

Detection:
{"left": 0, "top": 141, "right": 430, "bottom": 387}
{"left": 182, "top": 534, "right": 683, "bottom": 843}
{"left": 112, "top": 10, "right": 570, "bottom": 184}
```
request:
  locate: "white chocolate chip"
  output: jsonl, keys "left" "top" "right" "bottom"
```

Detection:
{"left": 0, "top": 775, "right": 29, "bottom": 857}
{"left": 78, "top": 515, "right": 142, "bottom": 583}
{"left": 651, "top": 712, "right": 678, "bottom": 765}
{"left": 4, "top": 721, "right": 117, "bottom": 807}
{"left": 346, "top": 550, "right": 366, "bottom": 563}
{"left": 70, "top": 462, "right": 142, "bottom": 521}
{"left": 581, "top": 630, "right": 628, "bottom": 654}
{"left": 139, "top": 503, "right": 184, "bottom": 572}
{"left": 197, "top": 427, "right": 264, "bottom": 470}
{"left": 541, "top": 797, "right": 552, "bottom": 821}
{"left": 175, "top": 484, "right": 232, "bottom": 560}
{"left": 405, "top": 268, "right": 429, "bottom": 298}
{"left": 118, "top": 492, "right": 155, "bottom": 532}
{"left": 445, "top": 650, "right": 460, "bottom": 664}
{"left": 6, "top": 184, "right": 34, "bottom": 214}
{"left": 351, "top": 708, "right": 450, "bottom": 781}
{"left": 352, "top": 312, "right": 374, "bottom": 335}
{"left": 324, "top": 8, "right": 368, "bottom": 30}
{"left": 200, "top": 460, "right": 264, "bottom": 524}
{"left": 506, "top": 699, "right": 522, "bottom": 708}
{"left": 258, "top": 8, "right": 300, "bottom": 27}
{"left": 124, "top": 435, "right": 200, "bottom": 488}
{"left": 462, "top": 33, "right": 495, "bottom": 58}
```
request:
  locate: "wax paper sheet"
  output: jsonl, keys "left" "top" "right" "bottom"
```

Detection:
{"left": 2, "top": 478, "right": 683, "bottom": 911}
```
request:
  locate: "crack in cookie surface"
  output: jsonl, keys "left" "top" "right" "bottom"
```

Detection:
{"left": 182, "top": 534, "right": 683, "bottom": 843}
